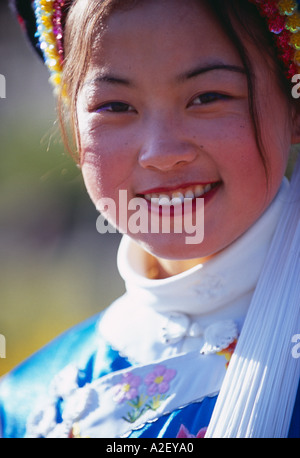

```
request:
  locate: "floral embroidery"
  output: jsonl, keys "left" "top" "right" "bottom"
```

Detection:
{"left": 113, "top": 373, "right": 142, "bottom": 403}
{"left": 68, "top": 422, "right": 90, "bottom": 439}
{"left": 121, "top": 395, "right": 151, "bottom": 423}
{"left": 62, "top": 384, "right": 99, "bottom": 424}
{"left": 26, "top": 401, "right": 58, "bottom": 438}
{"left": 217, "top": 339, "right": 238, "bottom": 368}
{"left": 144, "top": 365, "right": 176, "bottom": 396}
{"left": 176, "top": 424, "right": 207, "bottom": 438}
{"left": 26, "top": 363, "right": 100, "bottom": 438}
{"left": 113, "top": 364, "right": 177, "bottom": 424}
{"left": 175, "top": 340, "right": 237, "bottom": 439}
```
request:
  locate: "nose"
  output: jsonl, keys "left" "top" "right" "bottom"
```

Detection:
{"left": 138, "top": 119, "right": 198, "bottom": 171}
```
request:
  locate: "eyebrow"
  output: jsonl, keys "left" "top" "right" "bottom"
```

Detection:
{"left": 176, "top": 63, "right": 246, "bottom": 82}
{"left": 84, "top": 74, "right": 132, "bottom": 88}
{"left": 85, "top": 63, "right": 246, "bottom": 89}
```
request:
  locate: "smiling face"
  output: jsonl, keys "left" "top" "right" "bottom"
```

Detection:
{"left": 76, "top": 0, "right": 294, "bottom": 261}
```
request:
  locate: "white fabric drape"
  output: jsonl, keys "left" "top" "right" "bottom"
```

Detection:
{"left": 206, "top": 157, "right": 300, "bottom": 438}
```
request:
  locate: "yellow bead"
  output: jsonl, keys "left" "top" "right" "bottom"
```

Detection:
{"left": 50, "top": 73, "right": 61, "bottom": 87}
{"left": 49, "top": 61, "right": 62, "bottom": 72}
{"left": 45, "top": 44, "right": 59, "bottom": 60}
{"left": 286, "top": 12, "right": 300, "bottom": 32}
{"left": 60, "top": 84, "right": 69, "bottom": 100}
{"left": 41, "top": 15, "right": 52, "bottom": 29}
{"left": 278, "top": 0, "right": 297, "bottom": 16}
{"left": 294, "top": 49, "right": 300, "bottom": 64}
{"left": 42, "top": 31, "right": 56, "bottom": 45}
{"left": 40, "top": 0, "right": 54, "bottom": 13}
{"left": 290, "top": 31, "right": 300, "bottom": 49}
{"left": 41, "top": 4, "right": 54, "bottom": 14}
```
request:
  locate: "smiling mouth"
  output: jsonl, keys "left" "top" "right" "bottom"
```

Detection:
{"left": 139, "top": 182, "right": 221, "bottom": 206}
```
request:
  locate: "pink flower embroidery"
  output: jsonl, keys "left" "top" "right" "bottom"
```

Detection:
{"left": 176, "top": 424, "right": 207, "bottom": 438}
{"left": 144, "top": 365, "right": 176, "bottom": 396}
{"left": 113, "top": 372, "right": 142, "bottom": 403}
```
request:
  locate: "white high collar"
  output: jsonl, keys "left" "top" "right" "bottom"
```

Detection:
{"left": 99, "top": 179, "right": 290, "bottom": 364}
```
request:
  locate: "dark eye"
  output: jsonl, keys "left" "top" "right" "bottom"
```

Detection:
{"left": 191, "top": 92, "right": 230, "bottom": 106}
{"left": 96, "top": 102, "right": 135, "bottom": 113}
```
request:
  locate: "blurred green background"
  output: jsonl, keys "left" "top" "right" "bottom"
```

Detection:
{"left": 0, "top": 2, "right": 124, "bottom": 376}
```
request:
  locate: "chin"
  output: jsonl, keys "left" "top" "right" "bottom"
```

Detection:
{"left": 133, "top": 233, "right": 212, "bottom": 261}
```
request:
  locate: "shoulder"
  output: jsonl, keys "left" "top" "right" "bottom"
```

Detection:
{"left": 0, "top": 313, "right": 101, "bottom": 438}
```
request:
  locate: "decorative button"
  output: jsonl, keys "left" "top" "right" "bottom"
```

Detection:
{"left": 201, "top": 320, "right": 238, "bottom": 354}
{"left": 159, "top": 313, "right": 238, "bottom": 354}
{"left": 160, "top": 312, "right": 191, "bottom": 345}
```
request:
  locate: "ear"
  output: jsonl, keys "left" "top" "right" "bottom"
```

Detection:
{"left": 291, "top": 101, "right": 300, "bottom": 144}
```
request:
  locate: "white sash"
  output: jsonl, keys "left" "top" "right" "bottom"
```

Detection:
{"left": 206, "top": 157, "right": 300, "bottom": 438}
{"left": 26, "top": 349, "right": 229, "bottom": 438}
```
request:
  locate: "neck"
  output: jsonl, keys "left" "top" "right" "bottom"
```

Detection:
{"left": 146, "top": 252, "right": 214, "bottom": 279}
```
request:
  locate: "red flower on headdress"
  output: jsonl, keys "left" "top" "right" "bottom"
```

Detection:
{"left": 268, "top": 14, "right": 286, "bottom": 33}
{"left": 260, "top": 1, "right": 279, "bottom": 17}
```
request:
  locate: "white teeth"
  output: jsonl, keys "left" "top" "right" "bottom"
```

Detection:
{"left": 194, "top": 185, "right": 205, "bottom": 197}
{"left": 184, "top": 189, "right": 195, "bottom": 199}
{"left": 144, "top": 183, "right": 216, "bottom": 205}
{"left": 171, "top": 192, "right": 184, "bottom": 205}
{"left": 158, "top": 194, "right": 171, "bottom": 206}
{"left": 172, "top": 191, "right": 184, "bottom": 200}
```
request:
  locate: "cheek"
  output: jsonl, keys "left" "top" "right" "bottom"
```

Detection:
{"left": 198, "top": 116, "right": 272, "bottom": 229}
{"left": 199, "top": 115, "right": 264, "bottom": 181}
{"left": 79, "top": 122, "right": 131, "bottom": 197}
{"left": 81, "top": 159, "right": 121, "bottom": 231}
{"left": 80, "top": 125, "right": 138, "bottom": 233}
{"left": 81, "top": 158, "right": 102, "bottom": 205}
{"left": 79, "top": 127, "right": 115, "bottom": 210}
{"left": 253, "top": 86, "right": 292, "bottom": 186}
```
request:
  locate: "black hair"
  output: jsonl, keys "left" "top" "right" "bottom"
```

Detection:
{"left": 204, "top": 0, "right": 294, "bottom": 184}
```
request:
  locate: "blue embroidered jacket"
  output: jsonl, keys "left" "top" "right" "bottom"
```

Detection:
{"left": 0, "top": 314, "right": 299, "bottom": 438}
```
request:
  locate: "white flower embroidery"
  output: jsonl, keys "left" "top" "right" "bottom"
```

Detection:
{"left": 25, "top": 363, "right": 100, "bottom": 438}
{"left": 62, "top": 384, "right": 99, "bottom": 423}
{"left": 49, "top": 364, "right": 79, "bottom": 398}
{"left": 26, "top": 401, "right": 58, "bottom": 438}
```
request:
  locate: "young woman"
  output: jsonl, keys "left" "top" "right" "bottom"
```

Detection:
{"left": 1, "top": 0, "right": 299, "bottom": 438}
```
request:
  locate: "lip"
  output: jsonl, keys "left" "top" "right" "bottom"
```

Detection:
{"left": 139, "top": 181, "right": 222, "bottom": 217}
{"left": 137, "top": 181, "right": 220, "bottom": 196}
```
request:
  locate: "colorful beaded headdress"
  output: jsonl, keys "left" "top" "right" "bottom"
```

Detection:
{"left": 11, "top": 0, "right": 300, "bottom": 91}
